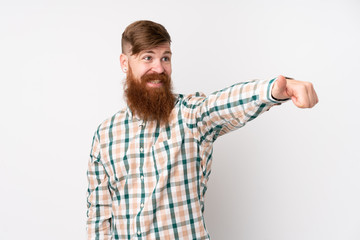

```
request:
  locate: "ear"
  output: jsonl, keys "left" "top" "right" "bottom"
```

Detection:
{"left": 120, "top": 53, "right": 129, "bottom": 72}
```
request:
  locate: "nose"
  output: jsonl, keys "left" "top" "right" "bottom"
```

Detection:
{"left": 151, "top": 59, "right": 165, "bottom": 73}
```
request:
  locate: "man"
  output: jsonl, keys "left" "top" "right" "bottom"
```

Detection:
{"left": 86, "top": 20, "right": 318, "bottom": 240}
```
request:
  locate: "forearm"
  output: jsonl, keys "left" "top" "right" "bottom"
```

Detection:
{"left": 195, "top": 78, "right": 286, "bottom": 139}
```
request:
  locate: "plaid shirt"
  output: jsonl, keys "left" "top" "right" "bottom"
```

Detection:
{"left": 87, "top": 78, "right": 283, "bottom": 239}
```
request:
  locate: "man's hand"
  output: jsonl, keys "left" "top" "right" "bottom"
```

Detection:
{"left": 271, "top": 75, "right": 319, "bottom": 108}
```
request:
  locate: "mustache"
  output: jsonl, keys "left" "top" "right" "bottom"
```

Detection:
{"left": 141, "top": 72, "right": 170, "bottom": 83}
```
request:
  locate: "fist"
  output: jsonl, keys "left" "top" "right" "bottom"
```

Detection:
{"left": 271, "top": 75, "right": 319, "bottom": 108}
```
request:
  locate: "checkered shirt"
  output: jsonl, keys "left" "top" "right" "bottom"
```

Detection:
{"left": 86, "top": 78, "right": 284, "bottom": 239}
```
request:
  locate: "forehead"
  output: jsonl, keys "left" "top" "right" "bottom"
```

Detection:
{"left": 138, "top": 43, "right": 172, "bottom": 55}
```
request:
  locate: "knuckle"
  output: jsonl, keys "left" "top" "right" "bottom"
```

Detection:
{"left": 300, "top": 84, "right": 307, "bottom": 91}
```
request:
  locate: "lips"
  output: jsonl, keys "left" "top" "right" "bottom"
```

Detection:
{"left": 141, "top": 72, "right": 169, "bottom": 88}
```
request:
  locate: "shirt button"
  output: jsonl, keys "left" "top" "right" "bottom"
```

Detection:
{"left": 140, "top": 175, "right": 144, "bottom": 181}
{"left": 140, "top": 147, "right": 144, "bottom": 153}
{"left": 137, "top": 231, "right": 141, "bottom": 236}
{"left": 140, "top": 202, "right": 144, "bottom": 208}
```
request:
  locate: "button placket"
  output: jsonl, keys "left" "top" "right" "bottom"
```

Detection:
{"left": 136, "top": 120, "right": 146, "bottom": 238}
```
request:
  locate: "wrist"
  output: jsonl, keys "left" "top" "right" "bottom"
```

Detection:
{"left": 271, "top": 94, "right": 290, "bottom": 101}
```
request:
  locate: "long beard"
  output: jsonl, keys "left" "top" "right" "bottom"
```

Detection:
{"left": 124, "top": 67, "right": 175, "bottom": 124}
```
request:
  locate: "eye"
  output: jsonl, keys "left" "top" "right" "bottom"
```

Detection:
{"left": 143, "top": 56, "right": 152, "bottom": 61}
{"left": 162, "top": 56, "right": 170, "bottom": 62}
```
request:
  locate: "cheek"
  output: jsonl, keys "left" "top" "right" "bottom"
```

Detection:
{"left": 165, "top": 65, "right": 172, "bottom": 75}
{"left": 132, "top": 66, "right": 149, "bottom": 79}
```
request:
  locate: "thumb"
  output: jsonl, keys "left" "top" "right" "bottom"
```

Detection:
{"left": 272, "top": 75, "right": 289, "bottom": 100}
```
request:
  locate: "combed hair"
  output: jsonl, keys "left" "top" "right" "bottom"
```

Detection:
{"left": 121, "top": 20, "right": 171, "bottom": 55}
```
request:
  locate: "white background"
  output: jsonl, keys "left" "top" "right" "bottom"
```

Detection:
{"left": 1, "top": 0, "right": 359, "bottom": 239}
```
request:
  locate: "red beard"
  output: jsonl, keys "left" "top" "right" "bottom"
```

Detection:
{"left": 124, "top": 67, "right": 175, "bottom": 124}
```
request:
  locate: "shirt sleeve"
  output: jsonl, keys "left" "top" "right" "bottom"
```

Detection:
{"left": 182, "top": 78, "right": 287, "bottom": 143}
{"left": 86, "top": 130, "right": 113, "bottom": 240}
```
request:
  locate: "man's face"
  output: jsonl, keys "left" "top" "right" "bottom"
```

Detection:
{"left": 126, "top": 43, "right": 172, "bottom": 86}
{"left": 121, "top": 42, "right": 175, "bottom": 124}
